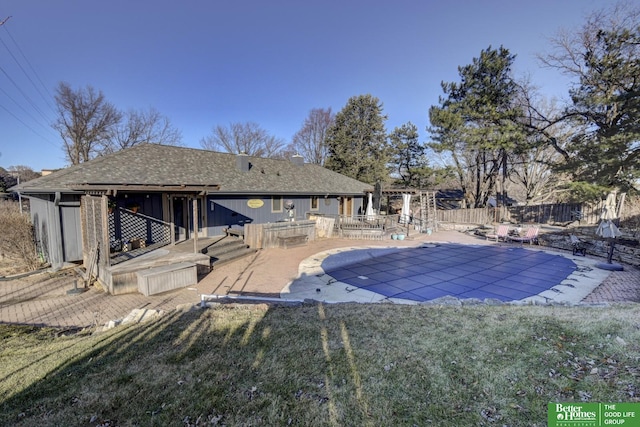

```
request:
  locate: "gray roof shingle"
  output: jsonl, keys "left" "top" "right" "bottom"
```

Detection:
{"left": 14, "top": 144, "right": 373, "bottom": 195}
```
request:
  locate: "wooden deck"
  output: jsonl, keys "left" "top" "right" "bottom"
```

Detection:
{"left": 170, "top": 237, "right": 225, "bottom": 254}
{"left": 102, "top": 238, "right": 220, "bottom": 295}
{"left": 100, "top": 236, "right": 254, "bottom": 295}
{"left": 110, "top": 237, "right": 224, "bottom": 265}
{"left": 103, "top": 248, "right": 211, "bottom": 295}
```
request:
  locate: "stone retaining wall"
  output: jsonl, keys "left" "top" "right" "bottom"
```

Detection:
{"left": 439, "top": 221, "right": 640, "bottom": 267}
{"left": 540, "top": 232, "right": 640, "bottom": 267}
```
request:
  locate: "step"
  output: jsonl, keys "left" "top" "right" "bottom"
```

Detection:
{"left": 209, "top": 246, "right": 258, "bottom": 268}
{"left": 205, "top": 239, "right": 248, "bottom": 257}
{"left": 203, "top": 236, "right": 257, "bottom": 268}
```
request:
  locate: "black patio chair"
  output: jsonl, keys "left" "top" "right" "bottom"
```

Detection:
{"left": 570, "top": 234, "right": 588, "bottom": 256}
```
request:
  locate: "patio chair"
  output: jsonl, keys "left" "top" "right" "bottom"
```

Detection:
{"left": 486, "top": 224, "right": 510, "bottom": 242}
{"left": 507, "top": 226, "right": 539, "bottom": 245}
{"left": 570, "top": 234, "right": 588, "bottom": 256}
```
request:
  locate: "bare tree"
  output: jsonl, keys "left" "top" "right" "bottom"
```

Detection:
{"left": 106, "top": 107, "right": 183, "bottom": 153}
{"left": 200, "top": 122, "right": 284, "bottom": 157}
{"left": 260, "top": 134, "right": 285, "bottom": 158}
{"left": 510, "top": 80, "right": 571, "bottom": 204}
{"left": 538, "top": 2, "right": 640, "bottom": 190}
{"left": 289, "top": 108, "right": 334, "bottom": 165}
{"left": 53, "top": 82, "right": 121, "bottom": 164}
{"left": 6, "top": 165, "right": 40, "bottom": 182}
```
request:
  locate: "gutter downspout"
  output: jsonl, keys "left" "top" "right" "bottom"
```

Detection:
{"left": 51, "top": 191, "right": 64, "bottom": 271}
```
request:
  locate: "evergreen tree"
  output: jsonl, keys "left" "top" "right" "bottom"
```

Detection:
{"left": 389, "top": 122, "right": 430, "bottom": 188}
{"left": 325, "top": 94, "right": 389, "bottom": 185}
{"left": 429, "top": 46, "right": 524, "bottom": 207}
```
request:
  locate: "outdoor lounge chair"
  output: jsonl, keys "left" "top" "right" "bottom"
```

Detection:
{"left": 486, "top": 224, "right": 510, "bottom": 242}
{"left": 508, "top": 226, "right": 539, "bottom": 245}
{"left": 570, "top": 234, "right": 588, "bottom": 256}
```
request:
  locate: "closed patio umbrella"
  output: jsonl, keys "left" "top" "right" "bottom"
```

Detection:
{"left": 365, "top": 192, "right": 375, "bottom": 220}
{"left": 595, "top": 192, "right": 623, "bottom": 270}
{"left": 401, "top": 193, "right": 411, "bottom": 224}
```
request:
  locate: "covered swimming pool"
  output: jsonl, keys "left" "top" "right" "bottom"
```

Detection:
{"left": 319, "top": 243, "right": 577, "bottom": 302}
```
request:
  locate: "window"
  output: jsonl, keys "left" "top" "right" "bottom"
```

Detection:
{"left": 310, "top": 196, "right": 319, "bottom": 211}
{"left": 272, "top": 196, "right": 283, "bottom": 212}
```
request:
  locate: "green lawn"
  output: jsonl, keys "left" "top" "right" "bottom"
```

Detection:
{"left": 1, "top": 303, "right": 639, "bottom": 426}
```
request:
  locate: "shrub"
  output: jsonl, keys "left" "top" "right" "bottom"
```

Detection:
{"left": 0, "top": 200, "right": 41, "bottom": 272}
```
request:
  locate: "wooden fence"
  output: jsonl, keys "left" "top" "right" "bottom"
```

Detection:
{"left": 244, "top": 220, "right": 316, "bottom": 249}
{"left": 307, "top": 213, "right": 416, "bottom": 240}
{"left": 244, "top": 202, "right": 616, "bottom": 247}
{"left": 437, "top": 208, "right": 494, "bottom": 225}
{"left": 436, "top": 202, "right": 604, "bottom": 225}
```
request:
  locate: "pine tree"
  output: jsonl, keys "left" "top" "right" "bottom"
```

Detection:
{"left": 429, "top": 46, "right": 523, "bottom": 207}
{"left": 389, "top": 122, "right": 430, "bottom": 188}
{"left": 325, "top": 94, "right": 389, "bottom": 185}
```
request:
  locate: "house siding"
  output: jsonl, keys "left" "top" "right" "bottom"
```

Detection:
{"left": 205, "top": 195, "right": 355, "bottom": 236}
{"left": 60, "top": 204, "right": 82, "bottom": 262}
{"left": 29, "top": 195, "right": 57, "bottom": 267}
{"left": 12, "top": 145, "right": 373, "bottom": 276}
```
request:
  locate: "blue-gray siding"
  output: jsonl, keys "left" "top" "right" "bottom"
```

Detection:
{"left": 205, "top": 195, "right": 362, "bottom": 236}
{"left": 29, "top": 193, "right": 83, "bottom": 268}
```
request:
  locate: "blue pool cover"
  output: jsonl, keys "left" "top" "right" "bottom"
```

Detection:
{"left": 320, "top": 243, "right": 577, "bottom": 302}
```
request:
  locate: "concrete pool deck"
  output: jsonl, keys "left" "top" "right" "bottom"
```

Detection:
{"left": 281, "top": 241, "right": 612, "bottom": 305}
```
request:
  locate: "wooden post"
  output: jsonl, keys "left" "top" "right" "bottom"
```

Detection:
{"left": 169, "top": 195, "right": 176, "bottom": 245}
{"left": 193, "top": 198, "right": 198, "bottom": 254}
{"left": 101, "top": 195, "right": 111, "bottom": 267}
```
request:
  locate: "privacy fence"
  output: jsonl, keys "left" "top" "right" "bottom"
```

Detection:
{"left": 436, "top": 202, "right": 608, "bottom": 225}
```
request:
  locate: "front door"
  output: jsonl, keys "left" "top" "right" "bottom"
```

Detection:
{"left": 172, "top": 196, "right": 207, "bottom": 242}
{"left": 340, "top": 197, "right": 353, "bottom": 217}
{"left": 173, "top": 197, "right": 188, "bottom": 242}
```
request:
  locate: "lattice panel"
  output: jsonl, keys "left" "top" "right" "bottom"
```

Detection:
{"left": 120, "top": 210, "right": 148, "bottom": 243}
{"left": 81, "top": 195, "right": 109, "bottom": 268}
{"left": 108, "top": 210, "right": 115, "bottom": 241}
{"left": 149, "top": 219, "right": 171, "bottom": 244}
{"left": 115, "top": 209, "right": 172, "bottom": 246}
{"left": 420, "top": 191, "right": 437, "bottom": 231}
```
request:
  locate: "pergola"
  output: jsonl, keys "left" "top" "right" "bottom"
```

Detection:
{"left": 378, "top": 189, "right": 438, "bottom": 232}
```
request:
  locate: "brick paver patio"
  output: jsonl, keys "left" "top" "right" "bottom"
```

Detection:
{"left": 1, "top": 230, "right": 637, "bottom": 329}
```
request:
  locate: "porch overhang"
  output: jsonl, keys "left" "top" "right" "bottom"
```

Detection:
{"left": 211, "top": 190, "right": 372, "bottom": 196}
{"left": 68, "top": 183, "right": 221, "bottom": 196}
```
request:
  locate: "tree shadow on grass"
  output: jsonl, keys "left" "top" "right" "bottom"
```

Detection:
{"left": 4, "top": 302, "right": 637, "bottom": 427}
{"left": 0, "top": 303, "right": 360, "bottom": 426}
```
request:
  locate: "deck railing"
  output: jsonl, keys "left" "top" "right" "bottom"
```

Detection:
{"left": 309, "top": 213, "right": 414, "bottom": 240}
{"left": 108, "top": 208, "right": 172, "bottom": 261}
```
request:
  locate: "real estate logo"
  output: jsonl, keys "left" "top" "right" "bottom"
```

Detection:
{"left": 552, "top": 403, "right": 597, "bottom": 425}
{"left": 548, "top": 403, "right": 639, "bottom": 426}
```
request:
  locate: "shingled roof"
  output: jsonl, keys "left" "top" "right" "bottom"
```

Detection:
{"left": 13, "top": 144, "right": 373, "bottom": 196}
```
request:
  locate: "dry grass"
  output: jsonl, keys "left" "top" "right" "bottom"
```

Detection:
{"left": 0, "top": 201, "right": 41, "bottom": 275}
{"left": 1, "top": 303, "right": 639, "bottom": 426}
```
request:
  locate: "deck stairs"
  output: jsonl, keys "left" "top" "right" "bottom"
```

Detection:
{"left": 202, "top": 236, "right": 257, "bottom": 269}
{"left": 102, "top": 236, "right": 256, "bottom": 295}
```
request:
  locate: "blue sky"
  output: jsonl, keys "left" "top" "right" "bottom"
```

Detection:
{"left": 1, "top": 0, "right": 611, "bottom": 171}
